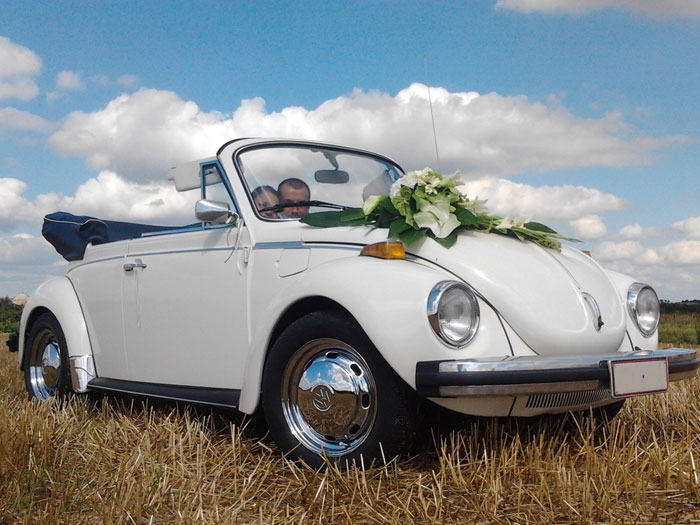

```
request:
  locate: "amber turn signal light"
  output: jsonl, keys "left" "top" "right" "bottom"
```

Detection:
{"left": 359, "top": 241, "right": 406, "bottom": 260}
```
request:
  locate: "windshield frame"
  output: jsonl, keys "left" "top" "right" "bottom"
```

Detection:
{"left": 232, "top": 141, "right": 405, "bottom": 222}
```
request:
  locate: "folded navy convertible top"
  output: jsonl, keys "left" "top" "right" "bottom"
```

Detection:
{"left": 42, "top": 212, "right": 190, "bottom": 261}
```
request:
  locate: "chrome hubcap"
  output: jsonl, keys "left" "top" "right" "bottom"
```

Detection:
{"left": 28, "top": 329, "right": 61, "bottom": 400}
{"left": 281, "top": 338, "right": 377, "bottom": 456}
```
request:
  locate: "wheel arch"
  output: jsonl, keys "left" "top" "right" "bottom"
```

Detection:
{"left": 239, "top": 295, "right": 358, "bottom": 414}
{"left": 237, "top": 256, "right": 463, "bottom": 415}
{"left": 18, "top": 277, "right": 93, "bottom": 371}
{"left": 267, "top": 296, "right": 354, "bottom": 355}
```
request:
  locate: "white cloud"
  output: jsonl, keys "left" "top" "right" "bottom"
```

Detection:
{"left": 0, "top": 233, "right": 58, "bottom": 265}
{"left": 495, "top": 0, "right": 700, "bottom": 18}
{"left": 0, "top": 178, "right": 47, "bottom": 230}
{"left": 0, "top": 107, "right": 53, "bottom": 134}
{"left": 659, "top": 240, "right": 700, "bottom": 265}
{"left": 0, "top": 36, "right": 41, "bottom": 101}
{"left": 672, "top": 216, "right": 700, "bottom": 239}
{"left": 0, "top": 171, "right": 197, "bottom": 233}
{"left": 48, "top": 85, "right": 685, "bottom": 182}
{"left": 592, "top": 237, "right": 700, "bottom": 300}
{"left": 595, "top": 240, "right": 661, "bottom": 265}
{"left": 56, "top": 70, "right": 85, "bottom": 91}
{"left": 0, "top": 233, "right": 66, "bottom": 297}
{"left": 458, "top": 178, "right": 625, "bottom": 221}
{"left": 117, "top": 74, "right": 140, "bottom": 88}
{"left": 65, "top": 171, "right": 196, "bottom": 223}
{"left": 616, "top": 223, "right": 664, "bottom": 240}
{"left": 89, "top": 74, "right": 110, "bottom": 87}
{"left": 569, "top": 214, "right": 608, "bottom": 240}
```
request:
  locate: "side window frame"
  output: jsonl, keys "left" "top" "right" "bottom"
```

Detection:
{"left": 199, "top": 160, "right": 241, "bottom": 230}
{"left": 143, "top": 159, "right": 241, "bottom": 238}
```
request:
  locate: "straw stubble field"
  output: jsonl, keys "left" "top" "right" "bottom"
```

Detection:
{"left": 2, "top": 332, "right": 700, "bottom": 524}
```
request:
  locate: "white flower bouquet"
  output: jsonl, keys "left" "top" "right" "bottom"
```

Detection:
{"left": 301, "top": 168, "right": 578, "bottom": 250}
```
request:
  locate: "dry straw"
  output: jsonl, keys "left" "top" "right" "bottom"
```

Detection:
{"left": 2, "top": 333, "right": 700, "bottom": 524}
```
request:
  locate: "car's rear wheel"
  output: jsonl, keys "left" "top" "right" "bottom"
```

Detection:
{"left": 262, "top": 311, "right": 416, "bottom": 468}
{"left": 23, "top": 312, "right": 71, "bottom": 400}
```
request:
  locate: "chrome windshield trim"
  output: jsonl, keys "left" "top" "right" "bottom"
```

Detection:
{"left": 437, "top": 348, "right": 697, "bottom": 374}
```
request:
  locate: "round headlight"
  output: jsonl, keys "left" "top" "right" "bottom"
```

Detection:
{"left": 427, "top": 281, "right": 480, "bottom": 347}
{"left": 627, "top": 282, "right": 660, "bottom": 337}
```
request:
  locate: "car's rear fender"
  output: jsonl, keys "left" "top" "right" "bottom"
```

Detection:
{"left": 18, "top": 277, "right": 93, "bottom": 371}
{"left": 238, "top": 255, "right": 511, "bottom": 414}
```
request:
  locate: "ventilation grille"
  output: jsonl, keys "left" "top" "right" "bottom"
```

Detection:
{"left": 525, "top": 389, "right": 612, "bottom": 410}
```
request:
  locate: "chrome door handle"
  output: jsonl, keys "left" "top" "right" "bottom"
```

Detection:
{"left": 123, "top": 263, "right": 147, "bottom": 271}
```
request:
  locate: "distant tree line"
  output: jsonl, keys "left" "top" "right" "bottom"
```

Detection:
{"left": 0, "top": 298, "right": 22, "bottom": 333}
{"left": 660, "top": 300, "right": 700, "bottom": 314}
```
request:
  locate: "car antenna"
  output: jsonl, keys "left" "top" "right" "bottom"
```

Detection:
{"left": 424, "top": 57, "right": 442, "bottom": 173}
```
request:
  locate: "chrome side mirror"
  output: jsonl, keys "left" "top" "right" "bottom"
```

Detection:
{"left": 195, "top": 199, "right": 238, "bottom": 225}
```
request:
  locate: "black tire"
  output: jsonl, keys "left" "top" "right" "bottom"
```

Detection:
{"left": 23, "top": 312, "right": 72, "bottom": 400}
{"left": 262, "top": 310, "right": 416, "bottom": 468}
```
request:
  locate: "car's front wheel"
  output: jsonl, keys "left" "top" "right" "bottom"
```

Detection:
{"left": 262, "top": 311, "right": 416, "bottom": 467}
{"left": 23, "top": 312, "right": 71, "bottom": 400}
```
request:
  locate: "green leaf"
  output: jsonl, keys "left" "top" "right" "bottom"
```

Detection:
{"left": 523, "top": 221, "right": 557, "bottom": 234}
{"left": 300, "top": 209, "right": 366, "bottom": 227}
{"left": 338, "top": 208, "right": 365, "bottom": 222}
{"left": 378, "top": 198, "right": 399, "bottom": 215}
{"left": 389, "top": 218, "right": 412, "bottom": 238}
{"left": 398, "top": 227, "right": 427, "bottom": 245}
{"left": 455, "top": 207, "right": 480, "bottom": 226}
{"left": 300, "top": 211, "right": 344, "bottom": 227}
{"left": 432, "top": 230, "right": 459, "bottom": 248}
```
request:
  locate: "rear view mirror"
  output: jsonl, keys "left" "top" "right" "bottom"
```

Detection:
{"left": 315, "top": 169, "right": 349, "bottom": 184}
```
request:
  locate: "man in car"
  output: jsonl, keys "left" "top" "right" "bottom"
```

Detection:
{"left": 278, "top": 178, "right": 311, "bottom": 219}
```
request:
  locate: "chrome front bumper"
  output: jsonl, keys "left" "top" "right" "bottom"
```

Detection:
{"left": 415, "top": 348, "right": 699, "bottom": 398}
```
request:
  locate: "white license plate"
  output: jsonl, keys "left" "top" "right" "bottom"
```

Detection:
{"left": 609, "top": 357, "right": 668, "bottom": 398}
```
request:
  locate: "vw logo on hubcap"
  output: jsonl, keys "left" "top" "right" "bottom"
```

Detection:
{"left": 311, "top": 384, "right": 333, "bottom": 412}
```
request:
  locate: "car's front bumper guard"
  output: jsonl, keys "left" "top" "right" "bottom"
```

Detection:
{"left": 415, "top": 348, "right": 699, "bottom": 398}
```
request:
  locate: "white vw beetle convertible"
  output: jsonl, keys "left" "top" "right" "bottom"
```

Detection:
{"left": 11, "top": 138, "right": 699, "bottom": 466}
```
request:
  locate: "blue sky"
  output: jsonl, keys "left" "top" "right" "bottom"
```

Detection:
{"left": 0, "top": 0, "right": 699, "bottom": 299}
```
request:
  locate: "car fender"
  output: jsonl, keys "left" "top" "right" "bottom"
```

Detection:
{"left": 238, "top": 255, "right": 510, "bottom": 414}
{"left": 18, "top": 276, "right": 93, "bottom": 368}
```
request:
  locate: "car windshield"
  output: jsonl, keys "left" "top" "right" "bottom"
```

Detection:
{"left": 235, "top": 145, "right": 403, "bottom": 220}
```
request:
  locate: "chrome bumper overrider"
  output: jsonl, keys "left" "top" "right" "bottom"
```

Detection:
{"left": 415, "top": 348, "right": 699, "bottom": 398}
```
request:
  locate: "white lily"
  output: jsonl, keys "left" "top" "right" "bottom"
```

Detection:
{"left": 389, "top": 167, "right": 433, "bottom": 197}
{"left": 362, "top": 195, "right": 385, "bottom": 216}
{"left": 463, "top": 197, "right": 489, "bottom": 214}
{"left": 413, "top": 196, "right": 461, "bottom": 238}
{"left": 496, "top": 215, "right": 532, "bottom": 230}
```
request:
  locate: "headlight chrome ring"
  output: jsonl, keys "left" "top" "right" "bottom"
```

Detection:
{"left": 427, "top": 281, "right": 480, "bottom": 348}
{"left": 627, "top": 282, "right": 660, "bottom": 337}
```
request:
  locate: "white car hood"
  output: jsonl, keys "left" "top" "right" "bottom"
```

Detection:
{"left": 301, "top": 226, "right": 627, "bottom": 356}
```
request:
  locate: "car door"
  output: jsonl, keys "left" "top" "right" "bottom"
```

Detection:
{"left": 121, "top": 166, "right": 250, "bottom": 390}
{"left": 121, "top": 226, "right": 249, "bottom": 389}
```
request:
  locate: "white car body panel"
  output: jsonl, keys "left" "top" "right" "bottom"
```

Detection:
{"left": 66, "top": 241, "right": 129, "bottom": 378}
{"left": 121, "top": 226, "right": 250, "bottom": 388}
{"left": 16, "top": 138, "right": 693, "bottom": 424}
{"left": 18, "top": 277, "right": 92, "bottom": 366}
